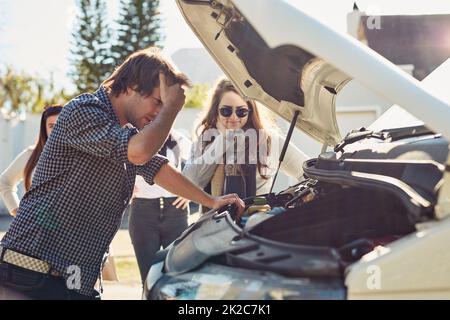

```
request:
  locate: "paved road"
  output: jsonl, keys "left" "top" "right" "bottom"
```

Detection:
{"left": 102, "top": 282, "right": 142, "bottom": 300}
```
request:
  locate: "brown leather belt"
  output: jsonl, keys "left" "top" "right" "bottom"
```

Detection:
{"left": 0, "top": 245, "right": 61, "bottom": 277}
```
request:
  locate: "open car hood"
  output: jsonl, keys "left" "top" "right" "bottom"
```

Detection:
{"left": 176, "top": 0, "right": 450, "bottom": 146}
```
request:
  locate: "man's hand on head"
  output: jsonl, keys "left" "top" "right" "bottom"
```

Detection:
{"left": 159, "top": 72, "right": 186, "bottom": 113}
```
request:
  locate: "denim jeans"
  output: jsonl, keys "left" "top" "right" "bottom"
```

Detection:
{"left": 128, "top": 197, "right": 189, "bottom": 283}
{"left": 0, "top": 262, "right": 100, "bottom": 300}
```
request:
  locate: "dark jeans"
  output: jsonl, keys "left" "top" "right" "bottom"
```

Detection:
{"left": 128, "top": 197, "right": 189, "bottom": 283}
{"left": 0, "top": 262, "right": 100, "bottom": 300}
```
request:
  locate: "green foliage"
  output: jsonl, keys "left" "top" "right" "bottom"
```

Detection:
{"left": 0, "top": 83, "right": 5, "bottom": 110}
{"left": 0, "top": 67, "right": 35, "bottom": 113}
{"left": 70, "top": 0, "right": 113, "bottom": 93}
{"left": 184, "top": 83, "right": 209, "bottom": 109}
{"left": 32, "top": 75, "right": 74, "bottom": 113}
{"left": 70, "top": 0, "right": 164, "bottom": 92}
{"left": 0, "top": 66, "right": 72, "bottom": 114}
{"left": 110, "top": 0, "right": 163, "bottom": 67}
{"left": 1, "top": 0, "right": 166, "bottom": 112}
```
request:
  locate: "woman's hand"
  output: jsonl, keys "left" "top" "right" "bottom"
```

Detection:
{"left": 172, "top": 196, "right": 190, "bottom": 210}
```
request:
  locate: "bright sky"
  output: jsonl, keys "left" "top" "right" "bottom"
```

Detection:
{"left": 1, "top": 0, "right": 450, "bottom": 92}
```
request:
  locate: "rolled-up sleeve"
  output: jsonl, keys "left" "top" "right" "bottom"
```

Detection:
{"left": 182, "top": 141, "right": 219, "bottom": 189}
{"left": 63, "top": 105, "right": 137, "bottom": 163}
{"left": 136, "top": 155, "right": 169, "bottom": 185}
{"left": 182, "top": 135, "right": 237, "bottom": 188}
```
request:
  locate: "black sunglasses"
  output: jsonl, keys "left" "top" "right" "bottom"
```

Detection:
{"left": 219, "top": 106, "right": 251, "bottom": 118}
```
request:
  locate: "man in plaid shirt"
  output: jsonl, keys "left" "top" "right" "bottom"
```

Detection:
{"left": 0, "top": 47, "right": 244, "bottom": 300}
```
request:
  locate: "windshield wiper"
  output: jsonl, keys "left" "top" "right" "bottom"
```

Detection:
{"left": 380, "top": 125, "right": 435, "bottom": 141}
{"left": 334, "top": 125, "right": 436, "bottom": 153}
{"left": 334, "top": 127, "right": 387, "bottom": 153}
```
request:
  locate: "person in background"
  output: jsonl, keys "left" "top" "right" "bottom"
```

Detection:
{"left": 0, "top": 105, "right": 63, "bottom": 217}
{"left": 128, "top": 129, "right": 192, "bottom": 284}
{"left": 183, "top": 78, "right": 309, "bottom": 203}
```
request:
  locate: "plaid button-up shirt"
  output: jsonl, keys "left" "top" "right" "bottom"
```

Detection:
{"left": 1, "top": 86, "right": 168, "bottom": 296}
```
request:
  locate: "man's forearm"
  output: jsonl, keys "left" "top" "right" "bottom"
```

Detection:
{"left": 154, "top": 163, "right": 215, "bottom": 209}
{"left": 128, "top": 108, "right": 178, "bottom": 165}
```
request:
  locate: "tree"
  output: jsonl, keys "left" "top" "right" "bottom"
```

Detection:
{"left": 0, "top": 73, "right": 6, "bottom": 111}
{"left": 70, "top": 0, "right": 113, "bottom": 93}
{"left": 32, "top": 74, "right": 74, "bottom": 113}
{"left": 0, "top": 66, "right": 71, "bottom": 114}
{"left": 0, "top": 66, "right": 36, "bottom": 114}
{"left": 111, "top": 0, "right": 163, "bottom": 67}
{"left": 184, "top": 83, "right": 209, "bottom": 109}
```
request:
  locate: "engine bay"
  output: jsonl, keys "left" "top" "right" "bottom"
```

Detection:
{"left": 234, "top": 179, "right": 416, "bottom": 264}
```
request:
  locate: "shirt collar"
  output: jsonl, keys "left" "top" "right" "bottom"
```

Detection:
{"left": 94, "top": 86, "right": 121, "bottom": 125}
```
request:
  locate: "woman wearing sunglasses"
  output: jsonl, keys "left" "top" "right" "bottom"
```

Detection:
{"left": 182, "top": 78, "right": 308, "bottom": 208}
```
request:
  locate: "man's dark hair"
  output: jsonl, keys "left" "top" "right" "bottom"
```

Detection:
{"left": 103, "top": 47, "right": 190, "bottom": 97}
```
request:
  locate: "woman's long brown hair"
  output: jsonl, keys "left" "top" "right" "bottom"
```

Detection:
{"left": 23, "top": 105, "right": 63, "bottom": 191}
{"left": 196, "top": 79, "right": 272, "bottom": 179}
